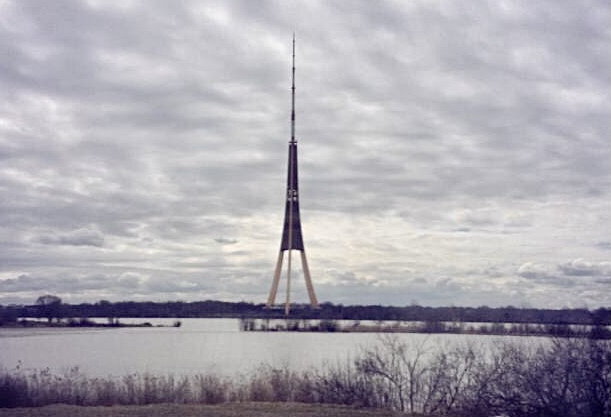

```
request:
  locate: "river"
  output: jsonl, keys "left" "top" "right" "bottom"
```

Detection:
{"left": 0, "top": 318, "right": 545, "bottom": 378}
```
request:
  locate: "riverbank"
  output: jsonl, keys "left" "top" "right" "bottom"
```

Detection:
{"left": 239, "top": 317, "right": 611, "bottom": 339}
{"left": 0, "top": 403, "right": 410, "bottom": 417}
{"left": 1, "top": 318, "right": 181, "bottom": 328}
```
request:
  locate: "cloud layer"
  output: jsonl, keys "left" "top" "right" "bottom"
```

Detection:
{"left": 1, "top": 0, "right": 610, "bottom": 308}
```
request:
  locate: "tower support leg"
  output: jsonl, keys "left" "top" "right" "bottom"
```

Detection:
{"left": 300, "top": 250, "right": 319, "bottom": 308}
{"left": 285, "top": 249, "right": 292, "bottom": 316}
{"left": 267, "top": 251, "right": 284, "bottom": 307}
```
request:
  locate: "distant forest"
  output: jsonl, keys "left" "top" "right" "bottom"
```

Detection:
{"left": 1, "top": 298, "right": 610, "bottom": 326}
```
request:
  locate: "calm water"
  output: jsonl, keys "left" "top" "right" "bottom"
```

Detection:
{"left": 0, "top": 318, "right": 540, "bottom": 377}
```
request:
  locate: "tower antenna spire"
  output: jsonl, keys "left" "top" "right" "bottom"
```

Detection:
{"left": 291, "top": 33, "right": 296, "bottom": 144}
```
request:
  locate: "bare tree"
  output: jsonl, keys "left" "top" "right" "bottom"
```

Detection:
{"left": 423, "top": 342, "right": 477, "bottom": 415}
{"left": 36, "top": 294, "right": 62, "bottom": 323}
{"left": 355, "top": 335, "right": 431, "bottom": 412}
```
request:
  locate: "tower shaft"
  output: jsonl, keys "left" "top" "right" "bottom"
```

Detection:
{"left": 266, "top": 35, "right": 319, "bottom": 314}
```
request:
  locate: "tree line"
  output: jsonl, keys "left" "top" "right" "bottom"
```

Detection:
{"left": 1, "top": 296, "right": 610, "bottom": 326}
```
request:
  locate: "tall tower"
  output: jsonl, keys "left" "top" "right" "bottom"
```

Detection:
{"left": 266, "top": 35, "right": 319, "bottom": 315}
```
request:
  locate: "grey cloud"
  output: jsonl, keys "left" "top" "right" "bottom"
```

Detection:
{"left": 215, "top": 237, "right": 238, "bottom": 245}
{"left": 0, "top": 272, "right": 137, "bottom": 294}
{"left": 559, "top": 259, "right": 611, "bottom": 277}
{"left": 333, "top": 271, "right": 370, "bottom": 286}
{"left": 37, "top": 228, "right": 105, "bottom": 247}
{"left": 0, "top": 274, "right": 49, "bottom": 292}
{"left": 518, "top": 259, "right": 611, "bottom": 284}
{"left": 142, "top": 275, "right": 208, "bottom": 294}
{"left": 596, "top": 242, "right": 611, "bottom": 250}
{"left": 517, "top": 262, "right": 558, "bottom": 281}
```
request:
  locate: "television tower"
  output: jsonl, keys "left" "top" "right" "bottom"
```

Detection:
{"left": 266, "top": 35, "right": 319, "bottom": 315}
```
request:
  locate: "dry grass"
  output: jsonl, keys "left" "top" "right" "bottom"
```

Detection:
{"left": 0, "top": 402, "right": 410, "bottom": 417}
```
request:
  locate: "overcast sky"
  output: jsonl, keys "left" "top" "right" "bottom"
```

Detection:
{"left": 1, "top": 0, "right": 610, "bottom": 308}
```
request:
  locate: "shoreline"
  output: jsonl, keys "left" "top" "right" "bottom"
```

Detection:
{"left": 0, "top": 403, "right": 408, "bottom": 417}
{"left": 2, "top": 317, "right": 609, "bottom": 338}
{"left": 240, "top": 317, "right": 611, "bottom": 339}
{"left": 1, "top": 318, "right": 181, "bottom": 329}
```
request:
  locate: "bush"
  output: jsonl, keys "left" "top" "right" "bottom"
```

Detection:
{"left": 319, "top": 319, "right": 339, "bottom": 332}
